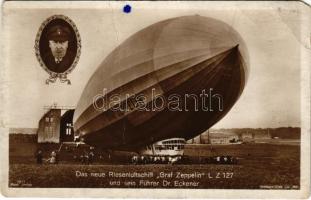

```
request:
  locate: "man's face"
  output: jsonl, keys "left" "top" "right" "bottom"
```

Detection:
{"left": 49, "top": 40, "right": 68, "bottom": 63}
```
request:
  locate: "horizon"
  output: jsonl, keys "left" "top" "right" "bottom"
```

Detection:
{"left": 8, "top": 126, "right": 302, "bottom": 134}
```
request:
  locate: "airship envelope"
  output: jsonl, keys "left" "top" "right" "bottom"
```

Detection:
{"left": 73, "top": 15, "right": 249, "bottom": 150}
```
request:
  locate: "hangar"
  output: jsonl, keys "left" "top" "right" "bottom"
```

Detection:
{"left": 37, "top": 105, "right": 75, "bottom": 143}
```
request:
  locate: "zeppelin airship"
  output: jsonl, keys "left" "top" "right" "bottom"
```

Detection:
{"left": 73, "top": 15, "right": 248, "bottom": 155}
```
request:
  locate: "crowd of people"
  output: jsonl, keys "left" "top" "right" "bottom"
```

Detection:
{"left": 203, "top": 156, "right": 238, "bottom": 164}
{"left": 35, "top": 147, "right": 95, "bottom": 165}
{"left": 130, "top": 155, "right": 239, "bottom": 165}
{"left": 131, "top": 155, "right": 182, "bottom": 164}
{"left": 73, "top": 151, "right": 95, "bottom": 164}
{"left": 35, "top": 149, "right": 59, "bottom": 164}
{"left": 35, "top": 147, "right": 238, "bottom": 165}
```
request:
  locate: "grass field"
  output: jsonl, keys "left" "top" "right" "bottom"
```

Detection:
{"left": 9, "top": 142, "right": 300, "bottom": 189}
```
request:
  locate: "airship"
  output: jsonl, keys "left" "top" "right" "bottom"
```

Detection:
{"left": 73, "top": 15, "right": 248, "bottom": 156}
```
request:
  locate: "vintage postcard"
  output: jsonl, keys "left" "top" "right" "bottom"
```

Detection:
{"left": 1, "top": 1, "right": 310, "bottom": 198}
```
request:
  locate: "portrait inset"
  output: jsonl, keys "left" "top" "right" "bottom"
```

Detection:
{"left": 35, "top": 15, "right": 81, "bottom": 84}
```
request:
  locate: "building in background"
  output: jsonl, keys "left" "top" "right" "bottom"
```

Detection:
{"left": 37, "top": 109, "right": 61, "bottom": 143}
{"left": 240, "top": 132, "right": 253, "bottom": 142}
{"left": 37, "top": 105, "right": 75, "bottom": 143}
{"left": 187, "top": 131, "right": 209, "bottom": 144}
{"left": 253, "top": 131, "right": 271, "bottom": 139}
{"left": 60, "top": 110, "right": 75, "bottom": 142}
{"left": 239, "top": 130, "right": 271, "bottom": 142}
{"left": 187, "top": 130, "right": 241, "bottom": 145}
{"left": 209, "top": 134, "right": 240, "bottom": 144}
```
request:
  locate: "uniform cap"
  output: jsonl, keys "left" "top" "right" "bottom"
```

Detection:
{"left": 47, "top": 25, "right": 71, "bottom": 42}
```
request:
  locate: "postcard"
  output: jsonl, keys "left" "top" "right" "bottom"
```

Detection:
{"left": 1, "top": 1, "right": 310, "bottom": 198}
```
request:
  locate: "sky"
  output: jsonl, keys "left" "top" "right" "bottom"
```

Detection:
{"left": 3, "top": 1, "right": 310, "bottom": 129}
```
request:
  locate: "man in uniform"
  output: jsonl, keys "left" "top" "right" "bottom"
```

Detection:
{"left": 43, "top": 25, "right": 75, "bottom": 73}
{"left": 35, "top": 149, "right": 43, "bottom": 164}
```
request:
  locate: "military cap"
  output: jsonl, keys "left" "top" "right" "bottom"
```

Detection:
{"left": 47, "top": 25, "right": 71, "bottom": 42}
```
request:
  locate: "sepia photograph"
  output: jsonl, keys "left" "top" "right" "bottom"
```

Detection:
{"left": 1, "top": 1, "right": 310, "bottom": 198}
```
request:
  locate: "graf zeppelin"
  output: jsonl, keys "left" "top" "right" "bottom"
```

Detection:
{"left": 159, "top": 172, "right": 205, "bottom": 179}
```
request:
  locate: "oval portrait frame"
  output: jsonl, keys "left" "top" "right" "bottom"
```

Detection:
{"left": 34, "top": 15, "right": 81, "bottom": 84}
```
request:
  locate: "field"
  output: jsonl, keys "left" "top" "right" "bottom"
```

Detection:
{"left": 9, "top": 140, "right": 300, "bottom": 189}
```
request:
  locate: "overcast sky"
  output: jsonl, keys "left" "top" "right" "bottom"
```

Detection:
{"left": 3, "top": 1, "right": 310, "bottom": 129}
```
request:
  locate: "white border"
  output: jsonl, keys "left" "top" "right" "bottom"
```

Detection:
{"left": 1, "top": 1, "right": 310, "bottom": 198}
